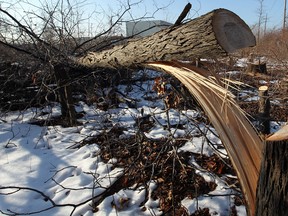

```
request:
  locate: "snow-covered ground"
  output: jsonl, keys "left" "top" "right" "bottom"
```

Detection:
{"left": 0, "top": 69, "right": 283, "bottom": 216}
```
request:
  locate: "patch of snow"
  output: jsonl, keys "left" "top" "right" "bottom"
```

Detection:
{"left": 178, "top": 138, "right": 213, "bottom": 157}
{"left": 0, "top": 71, "right": 255, "bottom": 215}
{"left": 259, "top": 80, "right": 268, "bottom": 85}
{"left": 234, "top": 58, "right": 248, "bottom": 68}
{"left": 219, "top": 71, "right": 241, "bottom": 76}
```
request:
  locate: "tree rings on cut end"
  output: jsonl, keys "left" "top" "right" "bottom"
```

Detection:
{"left": 212, "top": 9, "right": 256, "bottom": 53}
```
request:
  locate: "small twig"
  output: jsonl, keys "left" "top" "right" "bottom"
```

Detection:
{"left": 5, "top": 122, "right": 18, "bottom": 148}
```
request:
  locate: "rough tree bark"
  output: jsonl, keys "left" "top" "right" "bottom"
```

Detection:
{"left": 255, "top": 125, "right": 288, "bottom": 216}
{"left": 76, "top": 9, "right": 256, "bottom": 69}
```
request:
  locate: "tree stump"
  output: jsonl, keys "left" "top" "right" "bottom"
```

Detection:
{"left": 255, "top": 124, "right": 288, "bottom": 216}
{"left": 280, "top": 76, "right": 288, "bottom": 90}
{"left": 246, "top": 62, "right": 267, "bottom": 74}
{"left": 258, "top": 86, "right": 270, "bottom": 135}
{"left": 54, "top": 64, "right": 77, "bottom": 126}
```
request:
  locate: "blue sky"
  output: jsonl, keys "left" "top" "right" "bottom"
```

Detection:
{"left": 5, "top": 0, "right": 285, "bottom": 31}
{"left": 94, "top": 0, "right": 284, "bottom": 28}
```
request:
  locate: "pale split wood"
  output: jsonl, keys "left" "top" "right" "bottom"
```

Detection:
{"left": 146, "top": 61, "right": 263, "bottom": 216}
{"left": 266, "top": 124, "right": 288, "bottom": 141}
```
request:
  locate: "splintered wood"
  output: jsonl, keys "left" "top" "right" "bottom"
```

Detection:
{"left": 146, "top": 61, "right": 263, "bottom": 216}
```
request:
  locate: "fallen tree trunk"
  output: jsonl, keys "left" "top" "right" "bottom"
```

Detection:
{"left": 75, "top": 9, "right": 260, "bottom": 215}
{"left": 77, "top": 8, "right": 255, "bottom": 69}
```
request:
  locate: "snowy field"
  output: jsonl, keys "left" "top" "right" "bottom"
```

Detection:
{"left": 0, "top": 67, "right": 284, "bottom": 216}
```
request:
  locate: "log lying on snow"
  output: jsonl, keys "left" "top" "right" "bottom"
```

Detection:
{"left": 77, "top": 8, "right": 256, "bottom": 69}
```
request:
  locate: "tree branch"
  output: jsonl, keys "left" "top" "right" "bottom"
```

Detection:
{"left": 174, "top": 3, "right": 192, "bottom": 26}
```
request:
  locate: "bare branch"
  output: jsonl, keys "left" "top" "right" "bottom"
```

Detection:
{"left": 174, "top": 3, "right": 192, "bottom": 26}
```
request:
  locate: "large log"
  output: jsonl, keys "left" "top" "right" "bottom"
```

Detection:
{"left": 77, "top": 9, "right": 256, "bottom": 69}
{"left": 255, "top": 125, "right": 288, "bottom": 216}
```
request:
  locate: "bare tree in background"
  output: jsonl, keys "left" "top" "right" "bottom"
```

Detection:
{"left": 0, "top": 0, "right": 174, "bottom": 126}
{"left": 256, "top": 0, "right": 265, "bottom": 42}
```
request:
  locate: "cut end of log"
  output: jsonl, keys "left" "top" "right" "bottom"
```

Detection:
{"left": 213, "top": 9, "right": 256, "bottom": 53}
{"left": 259, "top": 86, "right": 268, "bottom": 91}
{"left": 266, "top": 124, "right": 288, "bottom": 141}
